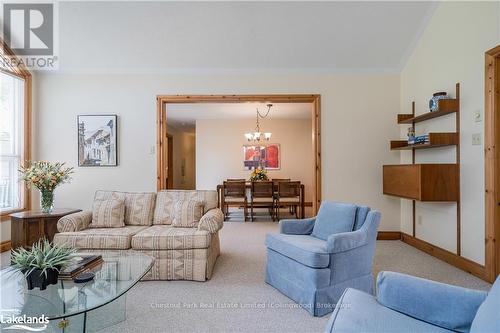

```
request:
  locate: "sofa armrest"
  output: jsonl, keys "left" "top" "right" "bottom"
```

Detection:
{"left": 57, "top": 211, "right": 93, "bottom": 232}
{"left": 279, "top": 218, "right": 316, "bottom": 235}
{"left": 377, "top": 271, "right": 487, "bottom": 333}
{"left": 326, "top": 210, "right": 380, "bottom": 253}
{"left": 198, "top": 208, "right": 224, "bottom": 233}
{"left": 326, "top": 228, "right": 367, "bottom": 253}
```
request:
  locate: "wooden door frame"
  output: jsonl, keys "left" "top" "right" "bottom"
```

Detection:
{"left": 485, "top": 45, "right": 500, "bottom": 282}
{"left": 156, "top": 94, "right": 322, "bottom": 213}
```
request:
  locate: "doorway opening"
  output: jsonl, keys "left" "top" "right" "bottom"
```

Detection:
{"left": 166, "top": 133, "right": 174, "bottom": 189}
{"left": 156, "top": 94, "right": 321, "bottom": 214}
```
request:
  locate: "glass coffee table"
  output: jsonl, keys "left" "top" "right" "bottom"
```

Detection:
{"left": 0, "top": 250, "right": 153, "bottom": 333}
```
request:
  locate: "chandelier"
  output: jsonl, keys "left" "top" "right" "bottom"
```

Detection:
{"left": 244, "top": 104, "right": 273, "bottom": 142}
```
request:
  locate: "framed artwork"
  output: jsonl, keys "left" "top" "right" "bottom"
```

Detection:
{"left": 78, "top": 115, "right": 118, "bottom": 166}
{"left": 243, "top": 144, "right": 280, "bottom": 170}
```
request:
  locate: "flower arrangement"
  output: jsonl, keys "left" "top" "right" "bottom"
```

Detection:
{"left": 11, "top": 239, "right": 76, "bottom": 290}
{"left": 249, "top": 167, "right": 268, "bottom": 181}
{"left": 19, "top": 161, "right": 74, "bottom": 213}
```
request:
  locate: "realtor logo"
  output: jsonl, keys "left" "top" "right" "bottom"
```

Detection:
{"left": 0, "top": 313, "right": 49, "bottom": 331}
{"left": 3, "top": 3, "right": 53, "bottom": 55}
{"left": 1, "top": 2, "right": 58, "bottom": 70}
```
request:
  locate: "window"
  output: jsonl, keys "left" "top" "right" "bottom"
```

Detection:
{"left": 0, "top": 73, "right": 25, "bottom": 213}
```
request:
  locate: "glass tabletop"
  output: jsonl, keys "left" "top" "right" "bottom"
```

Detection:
{"left": 0, "top": 250, "right": 153, "bottom": 320}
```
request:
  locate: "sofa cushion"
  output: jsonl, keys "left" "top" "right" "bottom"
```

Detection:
{"left": 325, "top": 288, "right": 453, "bottom": 333}
{"left": 131, "top": 225, "right": 211, "bottom": 250}
{"left": 265, "top": 233, "right": 329, "bottom": 268}
{"left": 153, "top": 190, "right": 218, "bottom": 225}
{"left": 94, "top": 191, "right": 156, "bottom": 226}
{"left": 377, "top": 271, "right": 486, "bottom": 333}
{"left": 172, "top": 200, "right": 204, "bottom": 228}
{"left": 471, "top": 275, "right": 500, "bottom": 333}
{"left": 266, "top": 248, "right": 331, "bottom": 289}
{"left": 311, "top": 201, "right": 357, "bottom": 240}
{"left": 53, "top": 226, "right": 148, "bottom": 250}
{"left": 91, "top": 199, "right": 125, "bottom": 228}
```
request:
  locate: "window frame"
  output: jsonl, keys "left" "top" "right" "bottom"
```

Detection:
{"left": 0, "top": 38, "right": 32, "bottom": 221}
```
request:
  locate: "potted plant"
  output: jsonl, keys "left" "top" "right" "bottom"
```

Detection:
{"left": 249, "top": 167, "right": 268, "bottom": 181}
{"left": 11, "top": 239, "right": 76, "bottom": 290}
{"left": 19, "top": 161, "right": 74, "bottom": 213}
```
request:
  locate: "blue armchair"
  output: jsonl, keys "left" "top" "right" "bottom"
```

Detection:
{"left": 265, "top": 201, "right": 381, "bottom": 317}
{"left": 325, "top": 271, "right": 499, "bottom": 333}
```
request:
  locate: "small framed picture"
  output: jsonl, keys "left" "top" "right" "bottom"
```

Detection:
{"left": 77, "top": 115, "right": 118, "bottom": 166}
{"left": 243, "top": 144, "right": 280, "bottom": 170}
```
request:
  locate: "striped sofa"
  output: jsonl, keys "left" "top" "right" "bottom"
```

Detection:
{"left": 53, "top": 190, "right": 223, "bottom": 281}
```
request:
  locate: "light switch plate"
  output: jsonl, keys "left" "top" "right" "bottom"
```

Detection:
{"left": 472, "top": 133, "right": 482, "bottom": 145}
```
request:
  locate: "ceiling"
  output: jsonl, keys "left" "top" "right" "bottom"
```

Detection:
{"left": 167, "top": 102, "right": 312, "bottom": 131}
{"left": 57, "top": 1, "right": 436, "bottom": 73}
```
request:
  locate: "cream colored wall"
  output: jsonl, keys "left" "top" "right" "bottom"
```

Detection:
{"left": 167, "top": 126, "right": 196, "bottom": 190}
{"left": 400, "top": 1, "right": 500, "bottom": 264}
{"left": 0, "top": 222, "right": 11, "bottom": 243}
{"left": 30, "top": 73, "right": 401, "bottom": 232}
{"left": 196, "top": 118, "right": 314, "bottom": 215}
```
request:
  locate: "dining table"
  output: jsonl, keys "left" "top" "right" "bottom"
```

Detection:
{"left": 216, "top": 181, "right": 306, "bottom": 219}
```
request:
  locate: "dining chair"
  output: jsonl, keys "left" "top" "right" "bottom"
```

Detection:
{"left": 271, "top": 178, "right": 290, "bottom": 198}
{"left": 223, "top": 180, "right": 248, "bottom": 221}
{"left": 271, "top": 178, "right": 291, "bottom": 191}
{"left": 250, "top": 181, "right": 275, "bottom": 222}
{"left": 275, "top": 181, "right": 301, "bottom": 220}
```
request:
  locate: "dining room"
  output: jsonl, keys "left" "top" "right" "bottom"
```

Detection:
{"left": 163, "top": 100, "right": 317, "bottom": 222}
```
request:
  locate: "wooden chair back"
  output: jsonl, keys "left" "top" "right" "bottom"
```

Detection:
{"left": 223, "top": 181, "right": 246, "bottom": 198}
{"left": 251, "top": 181, "right": 274, "bottom": 198}
{"left": 272, "top": 178, "right": 290, "bottom": 190}
{"left": 277, "top": 181, "right": 301, "bottom": 198}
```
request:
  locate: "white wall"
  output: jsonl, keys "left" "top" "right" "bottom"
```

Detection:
{"left": 31, "top": 73, "right": 401, "bottom": 232}
{"left": 0, "top": 222, "right": 11, "bottom": 243}
{"left": 196, "top": 118, "right": 314, "bottom": 214}
{"left": 400, "top": 1, "right": 500, "bottom": 264}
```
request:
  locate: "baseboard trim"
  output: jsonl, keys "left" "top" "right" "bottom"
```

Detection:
{"left": 377, "top": 231, "right": 401, "bottom": 240}
{"left": 400, "top": 232, "right": 486, "bottom": 281}
{"left": 0, "top": 240, "right": 11, "bottom": 253}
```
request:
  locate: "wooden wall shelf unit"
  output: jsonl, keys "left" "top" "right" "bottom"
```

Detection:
{"left": 383, "top": 164, "right": 459, "bottom": 202}
{"left": 397, "top": 99, "right": 459, "bottom": 124}
{"left": 390, "top": 132, "right": 459, "bottom": 151}
{"left": 383, "top": 83, "right": 473, "bottom": 278}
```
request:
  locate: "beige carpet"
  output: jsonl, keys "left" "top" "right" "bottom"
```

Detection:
{"left": 0, "top": 221, "right": 491, "bottom": 333}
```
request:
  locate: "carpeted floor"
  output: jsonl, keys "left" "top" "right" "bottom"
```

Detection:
{"left": 1, "top": 221, "right": 491, "bottom": 333}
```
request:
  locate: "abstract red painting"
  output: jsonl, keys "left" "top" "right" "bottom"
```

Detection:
{"left": 243, "top": 144, "right": 280, "bottom": 170}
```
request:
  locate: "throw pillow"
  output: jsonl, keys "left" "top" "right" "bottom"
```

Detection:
{"left": 172, "top": 200, "right": 205, "bottom": 228}
{"left": 91, "top": 199, "right": 125, "bottom": 228}
{"left": 311, "top": 201, "right": 357, "bottom": 240}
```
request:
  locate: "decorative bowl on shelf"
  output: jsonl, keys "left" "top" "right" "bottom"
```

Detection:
{"left": 429, "top": 92, "right": 451, "bottom": 112}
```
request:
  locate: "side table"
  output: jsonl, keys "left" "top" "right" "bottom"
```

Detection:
{"left": 9, "top": 209, "right": 82, "bottom": 249}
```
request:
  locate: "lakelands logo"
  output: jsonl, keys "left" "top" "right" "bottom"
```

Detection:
{"left": 1, "top": 1, "right": 59, "bottom": 70}
{"left": 0, "top": 314, "right": 49, "bottom": 331}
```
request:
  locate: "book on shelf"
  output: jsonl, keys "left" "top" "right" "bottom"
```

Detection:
{"left": 408, "top": 134, "right": 429, "bottom": 145}
{"left": 59, "top": 254, "right": 103, "bottom": 280}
